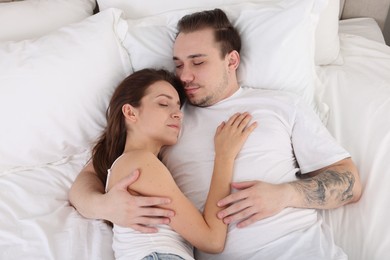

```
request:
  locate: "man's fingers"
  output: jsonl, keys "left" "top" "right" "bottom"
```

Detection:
{"left": 217, "top": 182, "right": 253, "bottom": 207}
{"left": 137, "top": 206, "right": 175, "bottom": 218}
{"left": 130, "top": 214, "right": 173, "bottom": 233}
{"left": 113, "top": 169, "right": 140, "bottom": 190}
{"left": 135, "top": 196, "right": 172, "bottom": 208}
{"left": 217, "top": 195, "right": 240, "bottom": 207}
{"left": 235, "top": 210, "right": 276, "bottom": 228}
{"left": 217, "top": 196, "right": 251, "bottom": 218}
{"left": 236, "top": 214, "right": 260, "bottom": 228}
{"left": 136, "top": 216, "right": 171, "bottom": 225}
{"left": 222, "top": 204, "right": 259, "bottom": 224}
{"left": 131, "top": 224, "right": 159, "bottom": 233}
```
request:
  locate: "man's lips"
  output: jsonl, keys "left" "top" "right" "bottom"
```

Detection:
{"left": 184, "top": 86, "right": 199, "bottom": 95}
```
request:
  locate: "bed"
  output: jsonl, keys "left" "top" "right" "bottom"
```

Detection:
{"left": 0, "top": 0, "right": 389, "bottom": 259}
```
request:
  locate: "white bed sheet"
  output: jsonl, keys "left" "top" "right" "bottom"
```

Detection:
{"left": 318, "top": 29, "right": 390, "bottom": 259}
{"left": 0, "top": 151, "right": 114, "bottom": 260}
{"left": 1, "top": 19, "right": 390, "bottom": 260}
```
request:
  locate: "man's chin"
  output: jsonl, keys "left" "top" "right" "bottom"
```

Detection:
{"left": 187, "top": 95, "right": 213, "bottom": 107}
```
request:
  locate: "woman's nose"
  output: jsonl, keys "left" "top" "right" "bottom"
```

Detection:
{"left": 172, "top": 109, "right": 183, "bottom": 119}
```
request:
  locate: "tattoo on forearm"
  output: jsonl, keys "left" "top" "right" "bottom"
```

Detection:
{"left": 293, "top": 170, "right": 355, "bottom": 207}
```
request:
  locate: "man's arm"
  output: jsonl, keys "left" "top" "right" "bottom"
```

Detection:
{"left": 69, "top": 161, "right": 174, "bottom": 233}
{"left": 217, "top": 157, "right": 362, "bottom": 228}
{"left": 291, "top": 157, "right": 361, "bottom": 208}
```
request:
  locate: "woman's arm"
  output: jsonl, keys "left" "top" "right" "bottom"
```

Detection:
{"left": 201, "top": 113, "right": 256, "bottom": 251}
{"left": 110, "top": 113, "right": 256, "bottom": 253}
{"left": 69, "top": 161, "right": 174, "bottom": 233}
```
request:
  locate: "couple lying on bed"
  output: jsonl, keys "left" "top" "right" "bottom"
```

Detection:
{"left": 69, "top": 8, "right": 362, "bottom": 260}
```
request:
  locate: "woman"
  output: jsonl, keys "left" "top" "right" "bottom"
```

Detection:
{"left": 92, "top": 68, "right": 257, "bottom": 260}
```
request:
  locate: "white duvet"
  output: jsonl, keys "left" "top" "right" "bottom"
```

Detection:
{"left": 1, "top": 25, "right": 390, "bottom": 260}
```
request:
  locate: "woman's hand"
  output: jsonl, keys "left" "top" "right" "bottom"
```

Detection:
{"left": 214, "top": 112, "right": 257, "bottom": 160}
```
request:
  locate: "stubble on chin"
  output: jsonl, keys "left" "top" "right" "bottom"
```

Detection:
{"left": 188, "top": 95, "right": 213, "bottom": 107}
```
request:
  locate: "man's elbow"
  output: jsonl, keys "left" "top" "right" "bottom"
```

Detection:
{"left": 350, "top": 179, "right": 362, "bottom": 204}
{"left": 350, "top": 163, "right": 363, "bottom": 204}
{"left": 341, "top": 158, "right": 363, "bottom": 205}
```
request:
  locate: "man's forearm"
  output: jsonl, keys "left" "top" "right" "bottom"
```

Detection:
{"left": 290, "top": 158, "right": 362, "bottom": 210}
{"left": 291, "top": 169, "right": 355, "bottom": 209}
{"left": 69, "top": 165, "right": 106, "bottom": 219}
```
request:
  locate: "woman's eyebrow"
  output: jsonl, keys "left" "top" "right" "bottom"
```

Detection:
{"left": 156, "top": 94, "right": 173, "bottom": 99}
{"left": 156, "top": 94, "right": 180, "bottom": 106}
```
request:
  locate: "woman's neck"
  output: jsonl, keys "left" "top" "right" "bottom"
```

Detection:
{"left": 123, "top": 134, "right": 161, "bottom": 157}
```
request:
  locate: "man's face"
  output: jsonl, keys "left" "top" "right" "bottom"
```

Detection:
{"left": 173, "top": 28, "right": 232, "bottom": 107}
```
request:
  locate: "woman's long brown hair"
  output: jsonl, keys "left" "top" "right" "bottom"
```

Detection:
{"left": 92, "top": 68, "right": 185, "bottom": 185}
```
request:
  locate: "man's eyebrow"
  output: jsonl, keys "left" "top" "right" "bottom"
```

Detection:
{"left": 173, "top": 54, "right": 207, "bottom": 61}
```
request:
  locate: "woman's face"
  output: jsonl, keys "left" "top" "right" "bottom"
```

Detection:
{"left": 136, "top": 80, "right": 183, "bottom": 146}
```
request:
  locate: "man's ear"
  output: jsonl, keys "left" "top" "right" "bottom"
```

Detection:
{"left": 227, "top": 50, "right": 240, "bottom": 71}
{"left": 122, "top": 104, "right": 137, "bottom": 122}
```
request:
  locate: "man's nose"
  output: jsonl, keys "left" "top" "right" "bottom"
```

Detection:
{"left": 179, "top": 66, "right": 194, "bottom": 83}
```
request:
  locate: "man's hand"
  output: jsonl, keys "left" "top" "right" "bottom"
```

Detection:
{"left": 216, "top": 158, "right": 362, "bottom": 229}
{"left": 216, "top": 180, "right": 289, "bottom": 228}
{"left": 69, "top": 162, "right": 175, "bottom": 233}
{"left": 102, "top": 169, "right": 175, "bottom": 233}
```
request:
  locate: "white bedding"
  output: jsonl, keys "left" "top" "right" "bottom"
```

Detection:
{"left": 0, "top": 151, "right": 114, "bottom": 260}
{"left": 339, "top": 17, "right": 386, "bottom": 44}
{"left": 318, "top": 31, "right": 390, "bottom": 259}
{"left": 1, "top": 10, "right": 390, "bottom": 260}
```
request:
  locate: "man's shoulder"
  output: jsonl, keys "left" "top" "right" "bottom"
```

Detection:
{"left": 240, "top": 86, "right": 301, "bottom": 105}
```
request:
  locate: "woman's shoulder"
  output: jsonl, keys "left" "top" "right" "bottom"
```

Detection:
{"left": 114, "top": 150, "right": 161, "bottom": 170}
{"left": 107, "top": 150, "right": 165, "bottom": 189}
{"left": 113, "top": 150, "right": 176, "bottom": 195}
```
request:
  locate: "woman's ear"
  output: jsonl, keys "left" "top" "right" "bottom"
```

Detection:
{"left": 122, "top": 104, "right": 137, "bottom": 122}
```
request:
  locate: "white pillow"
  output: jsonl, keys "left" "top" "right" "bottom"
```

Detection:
{"left": 97, "top": 0, "right": 340, "bottom": 66}
{"left": 315, "top": 0, "right": 341, "bottom": 65}
{"left": 0, "top": 8, "right": 132, "bottom": 172}
{"left": 0, "top": 0, "right": 96, "bottom": 41}
{"left": 122, "top": 0, "right": 328, "bottom": 119}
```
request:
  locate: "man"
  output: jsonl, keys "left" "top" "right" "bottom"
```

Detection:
{"left": 70, "top": 9, "right": 361, "bottom": 259}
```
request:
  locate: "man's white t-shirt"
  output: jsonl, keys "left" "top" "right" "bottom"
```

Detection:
{"left": 160, "top": 87, "right": 349, "bottom": 259}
